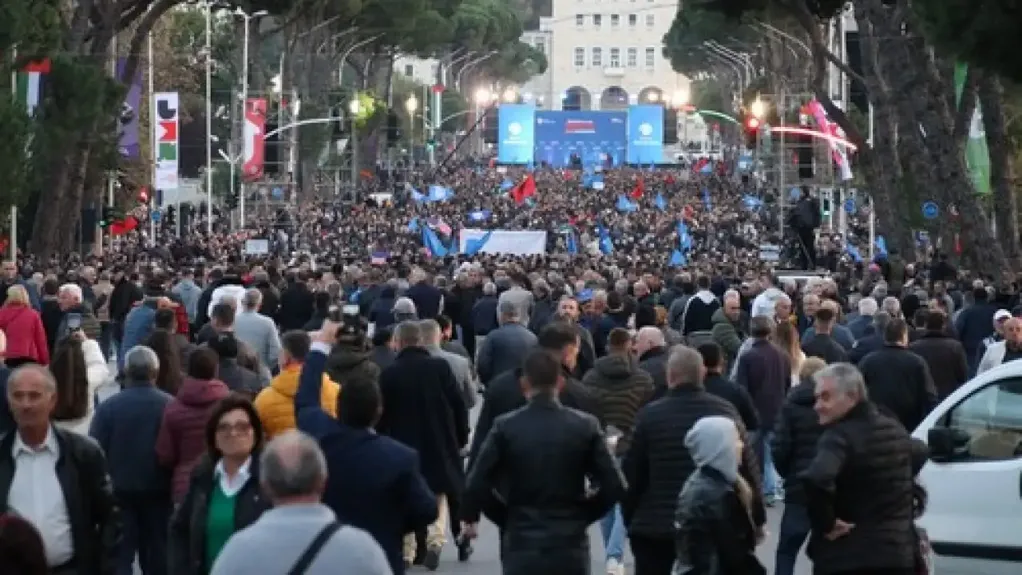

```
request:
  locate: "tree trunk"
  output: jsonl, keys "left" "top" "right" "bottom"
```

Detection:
{"left": 977, "top": 72, "right": 1019, "bottom": 263}
{"left": 899, "top": 28, "right": 1006, "bottom": 276}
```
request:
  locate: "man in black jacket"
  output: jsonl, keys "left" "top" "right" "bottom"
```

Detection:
{"left": 0, "top": 364, "right": 120, "bottom": 575}
{"left": 858, "top": 318, "right": 938, "bottom": 431}
{"left": 909, "top": 311, "right": 969, "bottom": 400}
{"left": 800, "top": 362, "right": 926, "bottom": 575}
{"left": 771, "top": 357, "right": 826, "bottom": 575}
{"left": 461, "top": 349, "right": 624, "bottom": 574}
{"left": 802, "top": 306, "right": 848, "bottom": 364}
{"left": 696, "top": 342, "right": 759, "bottom": 433}
{"left": 468, "top": 322, "right": 600, "bottom": 466}
{"left": 623, "top": 346, "right": 765, "bottom": 575}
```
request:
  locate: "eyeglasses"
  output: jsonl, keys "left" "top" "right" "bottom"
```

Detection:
{"left": 216, "top": 421, "right": 252, "bottom": 435}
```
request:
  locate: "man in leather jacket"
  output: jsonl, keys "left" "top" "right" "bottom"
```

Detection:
{"left": 460, "top": 349, "right": 624, "bottom": 575}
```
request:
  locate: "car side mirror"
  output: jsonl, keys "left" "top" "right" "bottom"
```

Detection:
{"left": 928, "top": 426, "right": 971, "bottom": 462}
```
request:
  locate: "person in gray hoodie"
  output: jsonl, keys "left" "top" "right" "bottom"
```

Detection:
{"left": 171, "top": 269, "right": 202, "bottom": 329}
{"left": 674, "top": 416, "right": 767, "bottom": 575}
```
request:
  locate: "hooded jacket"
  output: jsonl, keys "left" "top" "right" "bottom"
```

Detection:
{"left": 581, "top": 354, "right": 654, "bottom": 455}
{"left": 155, "top": 376, "right": 230, "bottom": 501}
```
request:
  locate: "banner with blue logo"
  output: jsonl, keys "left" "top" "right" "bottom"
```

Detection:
{"left": 626, "top": 105, "right": 664, "bottom": 165}
{"left": 498, "top": 104, "right": 536, "bottom": 164}
{"left": 534, "top": 111, "right": 626, "bottom": 168}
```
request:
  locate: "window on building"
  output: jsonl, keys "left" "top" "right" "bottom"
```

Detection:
{"left": 404, "top": 64, "right": 414, "bottom": 77}
{"left": 627, "top": 47, "right": 638, "bottom": 67}
{"left": 628, "top": 13, "right": 637, "bottom": 26}
{"left": 574, "top": 47, "right": 586, "bottom": 67}
{"left": 592, "top": 47, "right": 603, "bottom": 67}
{"left": 593, "top": 14, "right": 602, "bottom": 27}
{"left": 610, "top": 14, "right": 620, "bottom": 27}
{"left": 645, "top": 14, "right": 655, "bottom": 27}
{"left": 609, "top": 47, "right": 621, "bottom": 68}
{"left": 576, "top": 14, "right": 584, "bottom": 27}
{"left": 645, "top": 47, "right": 656, "bottom": 68}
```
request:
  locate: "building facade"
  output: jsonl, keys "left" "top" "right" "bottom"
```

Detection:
{"left": 519, "top": 0, "right": 689, "bottom": 110}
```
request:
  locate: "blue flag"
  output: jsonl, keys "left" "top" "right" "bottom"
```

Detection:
{"left": 742, "top": 195, "right": 763, "bottom": 211}
{"left": 846, "top": 243, "right": 863, "bottom": 263}
{"left": 421, "top": 227, "right": 448, "bottom": 257}
{"left": 468, "top": 210, "right": 491, "bottom": 222}
{"left": 702, "top": 188, "right": 712, "bottom": 211}
{"left": 407, "top": 217, "right": 419, "bottom": 232}
{"left": 500, "top": 179, "right": 515, "bottom": 191}
{"left": 654, "top": 193, "right": 666, "bottom": 211}
{"left": 464, "top": 231, "right": 492, "bottom": 256}
{"left": 616, "top": 195, "right": 638, "bottom": 212}
{"left": 566, "top": 231, "right": 578, "bottom": 255}
{"left": 597, "top": 225, "right": 614, "bottom": 255}
{"left": 677, "top": 220, "right": 693, "bottom": 252}
{"left": 669, "top": 249, "right": 687, "bottom": 267}
{"left": 411, "top": 189, "right": 426, "bottom": 202}
{"left": 875, "top": 235, "right": 888, "bottom": 259}
{"left": 427, "top": 185, "right": 453, "bottom": 202}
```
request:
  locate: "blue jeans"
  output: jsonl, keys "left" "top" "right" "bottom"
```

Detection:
{"left": 774, "top": 503, "right": 810, "bottom": 575}
{"left": 750, "top": 430, "right": 779, "bottom": 498}
{"left": 600, "top": 456, "right": 626, "bottom": 561}
{"left": 600, "top": 503, "right": 625, "bottom": 562}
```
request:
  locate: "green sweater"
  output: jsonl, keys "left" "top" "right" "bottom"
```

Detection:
{"left": 205, "top": 483, "right": 238, "bottom": 570}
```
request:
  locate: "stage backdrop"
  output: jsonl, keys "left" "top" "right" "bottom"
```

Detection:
{"left": 534, "top": 111, "right": 627, "bottom": 168}
{"left": 497, "top": 104, "right": 536, "bottom": 164}
{"left": 627, "top": 105, "right": 664, "bottom": 165}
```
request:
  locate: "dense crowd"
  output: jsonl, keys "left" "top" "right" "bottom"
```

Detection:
{"left": 0, "top": 163, "right": 1002, "bottom": 575}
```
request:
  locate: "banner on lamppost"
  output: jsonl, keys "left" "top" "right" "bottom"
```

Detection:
{"left": 116, "top": 58, "right": 141, "bottom": 158}
{"left": 153, "top": 92, "right": 179, "bottom": 190}
{"left": 955, "top": 63, "right": 990, "bottom": 195}
{"left": 243, "top": 98, "right": 267, "bottom": 181}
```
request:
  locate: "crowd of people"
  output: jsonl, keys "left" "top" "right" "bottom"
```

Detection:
{"left": 0, "top": 163, "right": 998, "bottom": 575}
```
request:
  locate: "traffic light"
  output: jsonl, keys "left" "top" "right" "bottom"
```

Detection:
{"left": 483, "top": 108, "right": 498, "bottom": 144}
{"left": 743, "top": 115, "right": 760, "bottom": 149}
{"left": 330, "top": 105, "right": 346, "bottom": 141}
{"left": 225, "top": 192, "right": 239, "bottom": 210}
{"left": 386, "top": 109, "right": 401, "bottom": 147}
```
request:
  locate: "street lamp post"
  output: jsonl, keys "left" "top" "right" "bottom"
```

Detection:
{"left": 349, "top": 99, "right": 360, "bottom": 199}
{"left": 236, "top": 7, "right": 268, "bottom": 229}
{"left": 204, "top": 2, "right": 214, "bottom": 234}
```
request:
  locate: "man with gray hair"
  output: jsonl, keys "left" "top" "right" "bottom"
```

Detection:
{"left": 393, "top": 297, "right": 418, "bottom": 323}
{"left": 882, "top": 295, "right": 902, "bottom": 319}
{"left": 90, "top": 345, "right": 174, "bottom": 574}
{"left": 801, "top": 363, "right": 927, "bottom": 574}
{"left": 234, "top": 287, "right": 282, "bottom": 371}
{"left": 623, "top": 345, "right": 765, "bottom": 571}
{"left": 476, "top": 300, "right": 538, "bottom": 387}
{"left": 420, "top": 320, "right": 477, "bottom": 408}
{"left": 211, "top": 431, "right": 391, "bottom": 575}
{"left": 848, "top": 297, "right": 878, "bottom": 340}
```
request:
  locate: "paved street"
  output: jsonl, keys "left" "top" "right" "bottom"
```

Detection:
{"left": 421, "top": 503, "right": 809, "bottom": 574}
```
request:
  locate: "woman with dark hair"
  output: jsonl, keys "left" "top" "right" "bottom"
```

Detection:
{"left": 156, "top": 348, "right": 231, "bottom": 502}
{"left": 48, "top": 331, "right": 107, "bottom": 434}
{"left": 0, "top": 513, "right": 48, "bottom": 575}
{"left": 168, "top": 395, "right": 270, "bottom": 575}
{"left": 145, "top": 328, "right": 184, "bottom": 395}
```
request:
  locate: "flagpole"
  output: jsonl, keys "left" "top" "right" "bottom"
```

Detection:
{"left": 106, "top": 35, "right": 118, "bottom": 255}
{"left": 205, "top": 1, "right": 213, "bottom": 235}
{"left": 10, "top": 48, "right": 17, "bottom": 261}
{"left": 148, "top": 32, "right": 156, "bottom": 243}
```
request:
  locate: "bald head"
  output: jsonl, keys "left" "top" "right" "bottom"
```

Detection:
{"left": 259, "top": 430, "right": 328, "bottom": 504}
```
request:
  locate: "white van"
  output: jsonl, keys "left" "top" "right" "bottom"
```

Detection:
{"left": 912, "top": 360, "right": 1022, "bottom": 575}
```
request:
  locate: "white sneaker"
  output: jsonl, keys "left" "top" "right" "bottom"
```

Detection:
{"left": 606, "top": 557, "right": 625, "bottom": 575}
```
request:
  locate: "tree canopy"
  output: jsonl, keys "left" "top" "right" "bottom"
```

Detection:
{"left": 913, "top": 0, "right": 1022, "bottom": 82}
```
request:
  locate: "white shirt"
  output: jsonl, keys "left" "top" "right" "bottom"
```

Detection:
{"left": 214, "top": 456, "right": 253, "bottom": 497}
{"left": 8, "top": 427, "right": 74, "bottom": 567}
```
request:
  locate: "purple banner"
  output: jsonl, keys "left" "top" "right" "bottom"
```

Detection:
{"left": 116, "top": 58, "right": 141, "bottom": 158}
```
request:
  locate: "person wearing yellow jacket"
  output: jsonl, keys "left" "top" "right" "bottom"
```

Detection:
{"left": 255, "top": 330, "right": 340, "bottom": 438}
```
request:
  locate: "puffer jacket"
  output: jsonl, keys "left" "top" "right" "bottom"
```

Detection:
{"left": 673, "top": 467, "right": 767, "bottom": 575}
{"left": 581, "top": 354, "right": 654, "bottom": 455}
{"left": 155, "top": 376, "right": 230, "bottom": 501}
{"left": 710, "top": 308, "right": 745, "bottom": 366}
{"left": 0, "top": 304, "right": 49, "bottom": 364}
{"left": 325, "top": 347, "right": 381, "bottom": 385}
{"left": 253, "top": 365, "right": 340, "bottom": 439}
{"left": 770, "top": 379, "right": 822, "bottom": 505}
